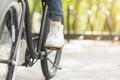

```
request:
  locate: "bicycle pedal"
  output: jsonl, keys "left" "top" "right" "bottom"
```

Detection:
{"left": 47, "top": 48, "right": 57, "bottom": 50}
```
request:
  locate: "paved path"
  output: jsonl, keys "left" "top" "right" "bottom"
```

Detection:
{"left": 15, "top": 40, "right": 120, "bottom": 80}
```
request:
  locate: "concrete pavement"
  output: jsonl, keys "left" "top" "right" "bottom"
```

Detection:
{"left": 15, "top": 40, "right": 120, "bottom": 80}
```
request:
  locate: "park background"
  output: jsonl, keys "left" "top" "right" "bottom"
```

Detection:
{"left": 28, "top": 0, "right": 120, "bottom": 39}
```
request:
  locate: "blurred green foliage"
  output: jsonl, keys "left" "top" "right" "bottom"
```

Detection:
{"left": 28, "top": 0, "right": 120, "bottom": 34}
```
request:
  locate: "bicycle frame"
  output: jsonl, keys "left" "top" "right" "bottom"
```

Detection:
{"left": 20, "top": 0, "right": 49, "bottom": 63}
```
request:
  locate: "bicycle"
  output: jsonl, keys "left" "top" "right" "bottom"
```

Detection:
{"left": 0, "top": 0, "right": 62, "bottom": 80}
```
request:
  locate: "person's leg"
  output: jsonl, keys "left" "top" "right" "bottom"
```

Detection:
{"left": 46, "top": 0, "right": 63, "bottom": 21}
{"left": 45, "top": 0, "right": 64, "bottom": 47}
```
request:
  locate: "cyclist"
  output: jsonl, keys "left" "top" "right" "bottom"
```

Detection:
{"left": 19, "top": 0, "right": 64, "bottom": 65}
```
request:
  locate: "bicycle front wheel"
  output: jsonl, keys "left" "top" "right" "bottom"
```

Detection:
{"left": 41, "top": 48, "right": 62, "bottom": 79}
{"left": 0, "top": 6, "right": 20, "bottom": 80}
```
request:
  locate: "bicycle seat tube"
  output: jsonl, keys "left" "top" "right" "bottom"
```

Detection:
{"left": 37, "top": 0, "right": 48, "bottom": 52}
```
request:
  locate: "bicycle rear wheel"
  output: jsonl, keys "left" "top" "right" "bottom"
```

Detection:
{"left": 0, "top": 7, "right": 20, "bottom": 80}
{"left": 41, "top": 48, "right": 62, "bottom": 79}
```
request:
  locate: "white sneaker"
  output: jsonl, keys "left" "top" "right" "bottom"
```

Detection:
{"left": 18, "top": 39, "right": 27, "bottom": 66}
{"left": 45, "top": 21, "right": 64, "bottom": 48}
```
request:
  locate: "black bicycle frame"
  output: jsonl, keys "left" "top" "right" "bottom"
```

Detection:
{"left": 20, "top": 0, "right": 49, "bottom": 60}
{"left": 37, "top": 0, "right": 48, "bottom": 52}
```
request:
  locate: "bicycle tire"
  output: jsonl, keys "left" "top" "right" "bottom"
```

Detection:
{"left": 40, "top": 5, "right": 62, "bottom": 79}
{"left": 0, "top": 6, "right": 20, "bottom": 80}
{"left": 41, "top": 48, "right": 62, "bottom": 79}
